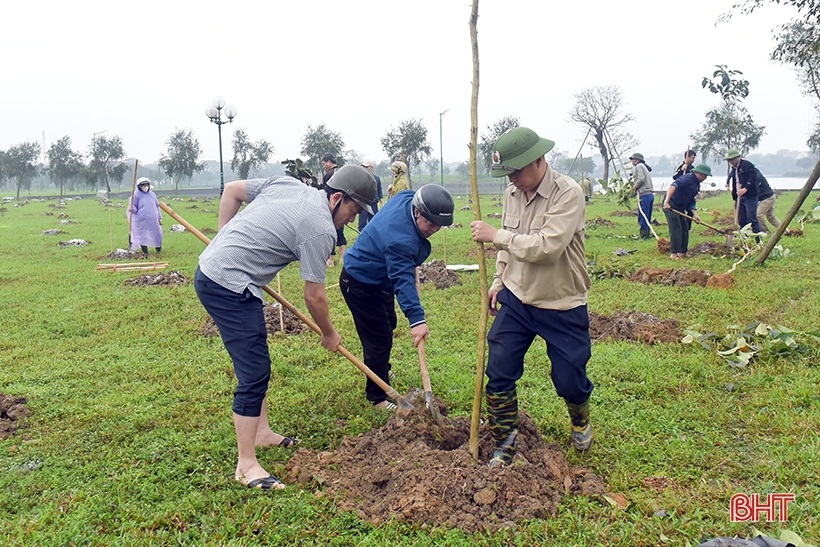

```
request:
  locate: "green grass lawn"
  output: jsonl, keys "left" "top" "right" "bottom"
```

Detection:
{"left": 1, "top": 189, "right": 819, "bottom": 546}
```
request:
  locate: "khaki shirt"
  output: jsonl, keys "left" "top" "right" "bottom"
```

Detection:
{"left": 491, "top": 165, "right": 591, "bottom": 310}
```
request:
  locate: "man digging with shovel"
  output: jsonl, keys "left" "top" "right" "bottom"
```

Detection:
{"left": 194, "top": 165, "right": 376, "bottom": 491}
{"left": 471, "top": 126, "right": 595, "bottom": 467}
{"left": 340, "top": 184, "right": 454, "bottom": 410}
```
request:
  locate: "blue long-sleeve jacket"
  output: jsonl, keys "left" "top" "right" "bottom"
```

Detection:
{"left": 343, "top": 190, "right": 431, "bottom": 327}
{"left": 669, "top": 172, "right": 701, "bottom": 211}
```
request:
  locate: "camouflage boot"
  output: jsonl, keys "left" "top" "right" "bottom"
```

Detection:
{"left": 485, "top": 389, "right": 518, "bottom": 468}
{"left": 565, "top": 398, "right": 594, "bottom": 451}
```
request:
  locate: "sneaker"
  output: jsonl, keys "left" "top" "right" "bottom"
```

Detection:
{"left": 374, "top": 401, "right": 396, "bottom": 411}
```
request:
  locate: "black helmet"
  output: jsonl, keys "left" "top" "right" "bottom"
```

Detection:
{"left": 412, "top": 184, "right": 454, "bottom": 226}
{"left": 325, "top": 165, "right": 377, "bottom": 214}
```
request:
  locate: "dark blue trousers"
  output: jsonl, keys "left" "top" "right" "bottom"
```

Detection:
{"left": 194, "top": 267, "right": 270, "bottom": 417}
{"left": 638, "top": 194, "right": 654, "bottom": 230}
{"left": 738, "top": 195, "right": 762, "bottom": 233}
{"left": 486, "top": 289, "right": 593, "bottom": 404}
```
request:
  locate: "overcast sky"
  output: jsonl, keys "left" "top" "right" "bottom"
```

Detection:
{"left": 2, "top": 0, "right": 815, "bottom": 167}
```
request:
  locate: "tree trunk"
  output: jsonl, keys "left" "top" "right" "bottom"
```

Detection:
{"left": 595, "top": 130, "right": 609, "bottom": 183}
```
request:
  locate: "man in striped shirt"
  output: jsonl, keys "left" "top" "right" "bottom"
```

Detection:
{"left": 195, "top": 165, "right": 376, "bottom": 491}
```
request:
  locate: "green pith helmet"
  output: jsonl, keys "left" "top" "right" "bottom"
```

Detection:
{"left": 693, "top": 164, "right": 712, "bottom": 176}
{"left": 412, "top": 184, "right": 455, "bottom": 226}
{"left": 724, "top": 149, "right": 742, "bottom": 161}
{"left": 325, "top": 165, "right": 377, "bottom": 214}
{"left": 490, "top": 126, "right": 555, "bottom": 178}
{"left": 629, "top": 152, "right": 645, "bottom": 162}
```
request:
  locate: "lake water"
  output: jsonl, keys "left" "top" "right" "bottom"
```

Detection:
{"left": 648, "top": 176, "right": 816, "bottom": 192}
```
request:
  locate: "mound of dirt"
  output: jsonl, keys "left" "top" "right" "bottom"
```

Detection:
{"left": 784, "top": 228, "right": 804, "bottom": 237}
{"left": 41, "top": 229, "right": 67, "bottom": 235}
{"left": 58, "top": 239, "right": 91, "bottom": 247}
{"left": 124, "top": 271, "right": 188, "bottom": 286}
{"left": 286, "top": 389, "right": 606, "bottom": 533}
{"left": 468, "top": 246, "right": 498, "bottom": 260}
{"left": 105, "top": 249, "right": 146, "bottom": 260}
{"left": 706, "top": 273, "right": 734, "bottom": 289}
{"left": 418, "top": 260, "right": 461, "bottom": 289}
{"left": 486, "top": 213, "right": 502, "bottom": 219}
{"left": 1, "top": 392, "right": 32, "bottom": 440}
{"left": 589, "top": 311, "right": 682, "bottom": 345}
{"left": 201, "top": 302, "right": 310, "bottom": 337}
{"left": 200, "top": 227, "right": 217, "bottom": 235}
{"left": 609, "top": 210, "right": 637, "bottom": 217}
{"left": 628, "top": 267, "right": 711, "bottom": 287}
{"left": 657, "top": 238, "right": 670, "bottom": 254}
{"left": 588, "top": 216, "right": 615, "bottom": 227}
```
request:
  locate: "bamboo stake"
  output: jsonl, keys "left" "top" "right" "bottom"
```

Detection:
{"left": 604, "top": 129, "right": 658, "bottom": 239}
{"left": 127, "top": 160, "right": 139, "bottom": 247}
{"left": 277, "top": 273, "right": 284, "bottom": 332}
{"left": 443, "top": 230, "right": 447, "bottom": 266}
{"left": 468, "top": 0, "right": 487, "bottom": 462}
{"left": 109, "top": 210, "right": 114, "bottom": 253}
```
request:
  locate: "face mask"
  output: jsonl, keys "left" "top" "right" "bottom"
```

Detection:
{"left": 139, "top": 186, "right": 150, "bottom": 192}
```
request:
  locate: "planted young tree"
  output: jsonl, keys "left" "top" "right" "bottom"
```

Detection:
{"left": 300, "top": 123, "right": 345, "bottom": 176}
{"left": 88, "top": 134, "right": 128, "bottom": 199}
{"left": 5, "top": 141, "right": 41, "bottom": 199}
{"left": 690, "top": 65, "right": 765, "bottom": 162}
{"left": 230, "top": 128, "right": 273, "bottom": 181}
{"left": 479, "top": 115, "right": 519, "bottom": 175}
{"left": 380, "top": 118, "right": 433, "bottom": 182}
{"left": 47, "top": 136, "right": 84, "bottom": 197}
{"left": 569, "top": 86, "right": 636, "bottom": 183}
{"left": 158, "top": 129, "right": 205, "bottom": 194}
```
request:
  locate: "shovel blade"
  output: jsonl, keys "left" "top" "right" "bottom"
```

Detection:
{"left": 424, "top": 390, "right": 446, "bottom": 426}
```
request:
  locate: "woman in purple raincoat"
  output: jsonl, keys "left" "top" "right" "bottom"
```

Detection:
{"left": 128, "top": 177, "right": 163, "bottom": 257}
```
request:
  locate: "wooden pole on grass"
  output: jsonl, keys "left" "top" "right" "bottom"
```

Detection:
{"left": 277, "top": 273, "right": 284, "bottom": 332}
{"left": 127, "top": 160, "right": 139, "bottom": 247}
{"left": 467, "top": 0, "right": 488, "bottom": 462}
{"left": 757, "top": 157, "right": 820, "bottom": 265}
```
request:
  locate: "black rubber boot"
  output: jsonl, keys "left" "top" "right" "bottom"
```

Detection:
{"left": 640, "top": 229, "right": 651, "bottom": 239}
{"left": 565, "top": 398, "right": 594, "bottom": 451}
{"left": 486, "top": 389, "right": 518, "bottom": 468}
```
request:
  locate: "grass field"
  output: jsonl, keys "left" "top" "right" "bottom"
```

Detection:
{"left": 1, "top": 188, "right": 819, "bottom": 546}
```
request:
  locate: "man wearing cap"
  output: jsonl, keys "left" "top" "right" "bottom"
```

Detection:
{"left": 320, "top": 153, "right": 346, "bottom": 267}
{"left": 725, "top": 150, "right": 779, "bottom": 233}
{"left": 340, "top": 184, "right": 454, "bottom": 409}
{"left": 195, "top": 165, "right": 375, "bottom": 491}
{"left": 470, "top": 126, "right": 594, "bottom": 466}
{"left": 725, "top": 149, "right": 763, "bottom": 233}
{"left": 128, "top": 177, "right": 163, "bottom": 257}
{"left": 629, "top": 152, "right": 654, "bottom": 239}
{"left": 662, "top": 164, "right": 711, "bottom": 258}
{"left": 357, "top": 160, "right": 383, "bottom": 231}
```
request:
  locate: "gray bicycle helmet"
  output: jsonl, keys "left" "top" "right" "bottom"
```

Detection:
{"left": 325, "top": 165, "right": 377, "bottom": 214}
{"left": 412, "top": 184, "right": 455, "bottom": 226}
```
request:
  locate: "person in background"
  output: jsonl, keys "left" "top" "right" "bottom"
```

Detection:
{"left": 470, "top": 126, "right": 595, "bottom": 467}
{"left": 194, "top": 165, "right": 375, "bottom": 491}
{"left": 672, "top": 150, "right": 697, "bottom": 180}
{"left": 320, "top": 153, "right": 346, "bottom": 267}
{"left": 357, "top": 160, "right": 383, "bottom": 230}
{"left": 725, "top": 149, "right": 763, "bottom": 233}
{"left": 629, "top": 153, "right": 654, "bottom": 239}
{"left": 340, "top": 184, "right": 454, "bottom": 409}
{"left": 128, "top": 177, "right": 163, "bottom": 257}
{"left": 663, "top": 164, "right": 711, "bottom": 259}
{"left": 386, "top": 161, "right": 409, "bottom": 199}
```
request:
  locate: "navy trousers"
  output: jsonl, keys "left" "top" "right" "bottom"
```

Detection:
{"left": 194, "top": 267, "right": 270, "bottom": 417}
{"left": 738, "top": 195, "right": 762, "bottom": 233}
{"left": 638, "top": 194, "right": 654, "bottom": 230}
{"left": 486, "top": 289, "right": 593, "bottom": 405}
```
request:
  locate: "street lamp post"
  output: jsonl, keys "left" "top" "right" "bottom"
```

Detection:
{"left": 439, "top": 109, "right": 449, "bottom": 186}
{"left": 205, "top": 96, "right": 237, "bottom": 195}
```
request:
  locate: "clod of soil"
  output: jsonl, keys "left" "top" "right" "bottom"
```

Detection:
{"left": 486, "top": 213, "right": 502, "bottom": 219}
{"left": 418, "top": 260, "right": 461, "bottom": 289}
{"left": 286, "top": 389, "right": 606, "bottom": 533}
{"left": 1, "top": 392, "right": 32, "bottom": 440}
{"left": 657, "top": 238, "right": 671, "bottom": 254}
{"left": 784, "top": 228, "right": 804, "bottom": 237}
{"left": 124, "top": 271, "right": 187, "bottom": 286}
{"left": 200, "top": 227, "right": 217, "bottom": 235}
{"left": 628, "top": 267, "right": 712, "bottom": 287}
{"left": 201, "top": 302, "right": 310, "bottom": 337}
{"left": 589, "top": 311, "right": 682, "bottom": 345}
{"left": 706, "top": 273, "right": 734, "bottom": 289}
{"left": 609, "top": 210, "right": 637, "bottom": 217}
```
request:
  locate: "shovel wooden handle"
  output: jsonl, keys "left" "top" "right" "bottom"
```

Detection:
{"left": 159, "top": 201, "right": 402, "bottom": 401}
{"left": 417, "top": 339, "right": 432, "bottom": 394}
